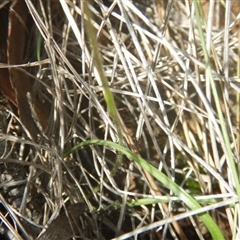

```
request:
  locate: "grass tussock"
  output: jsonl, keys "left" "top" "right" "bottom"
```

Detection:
{"left": 0, "top": 0, "right": 240, "bottom": 239}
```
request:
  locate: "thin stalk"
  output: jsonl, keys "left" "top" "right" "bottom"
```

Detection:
{"left": 82, "top": 1, "right": 123, "bottom": 176}
{"left": 194, "top": 0, "right": 240, "bottom": 200}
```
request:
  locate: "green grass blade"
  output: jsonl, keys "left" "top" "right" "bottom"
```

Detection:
{"left": 63, "top": 139, "right": 225, "bottom": 239}
{"left": 194, "top": 0, "right": 240, "bottom": 200}
{"left": 83, "top": 1, "right": 123, "bottom": 176}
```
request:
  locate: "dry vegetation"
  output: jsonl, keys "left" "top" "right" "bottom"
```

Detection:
{"left": 0, "top": 0, "right": 240, "bottom": 239}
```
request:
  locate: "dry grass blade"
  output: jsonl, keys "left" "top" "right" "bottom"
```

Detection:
{"left": 0, "top": 0, "right": 239, "bottom": 239}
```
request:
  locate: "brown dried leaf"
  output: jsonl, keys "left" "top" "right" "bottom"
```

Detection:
{"left": 0, "top": 4, "right": 16, "bottom": 105}
{"left": 7, "top": 1, "right": 40, "bottom": 140}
